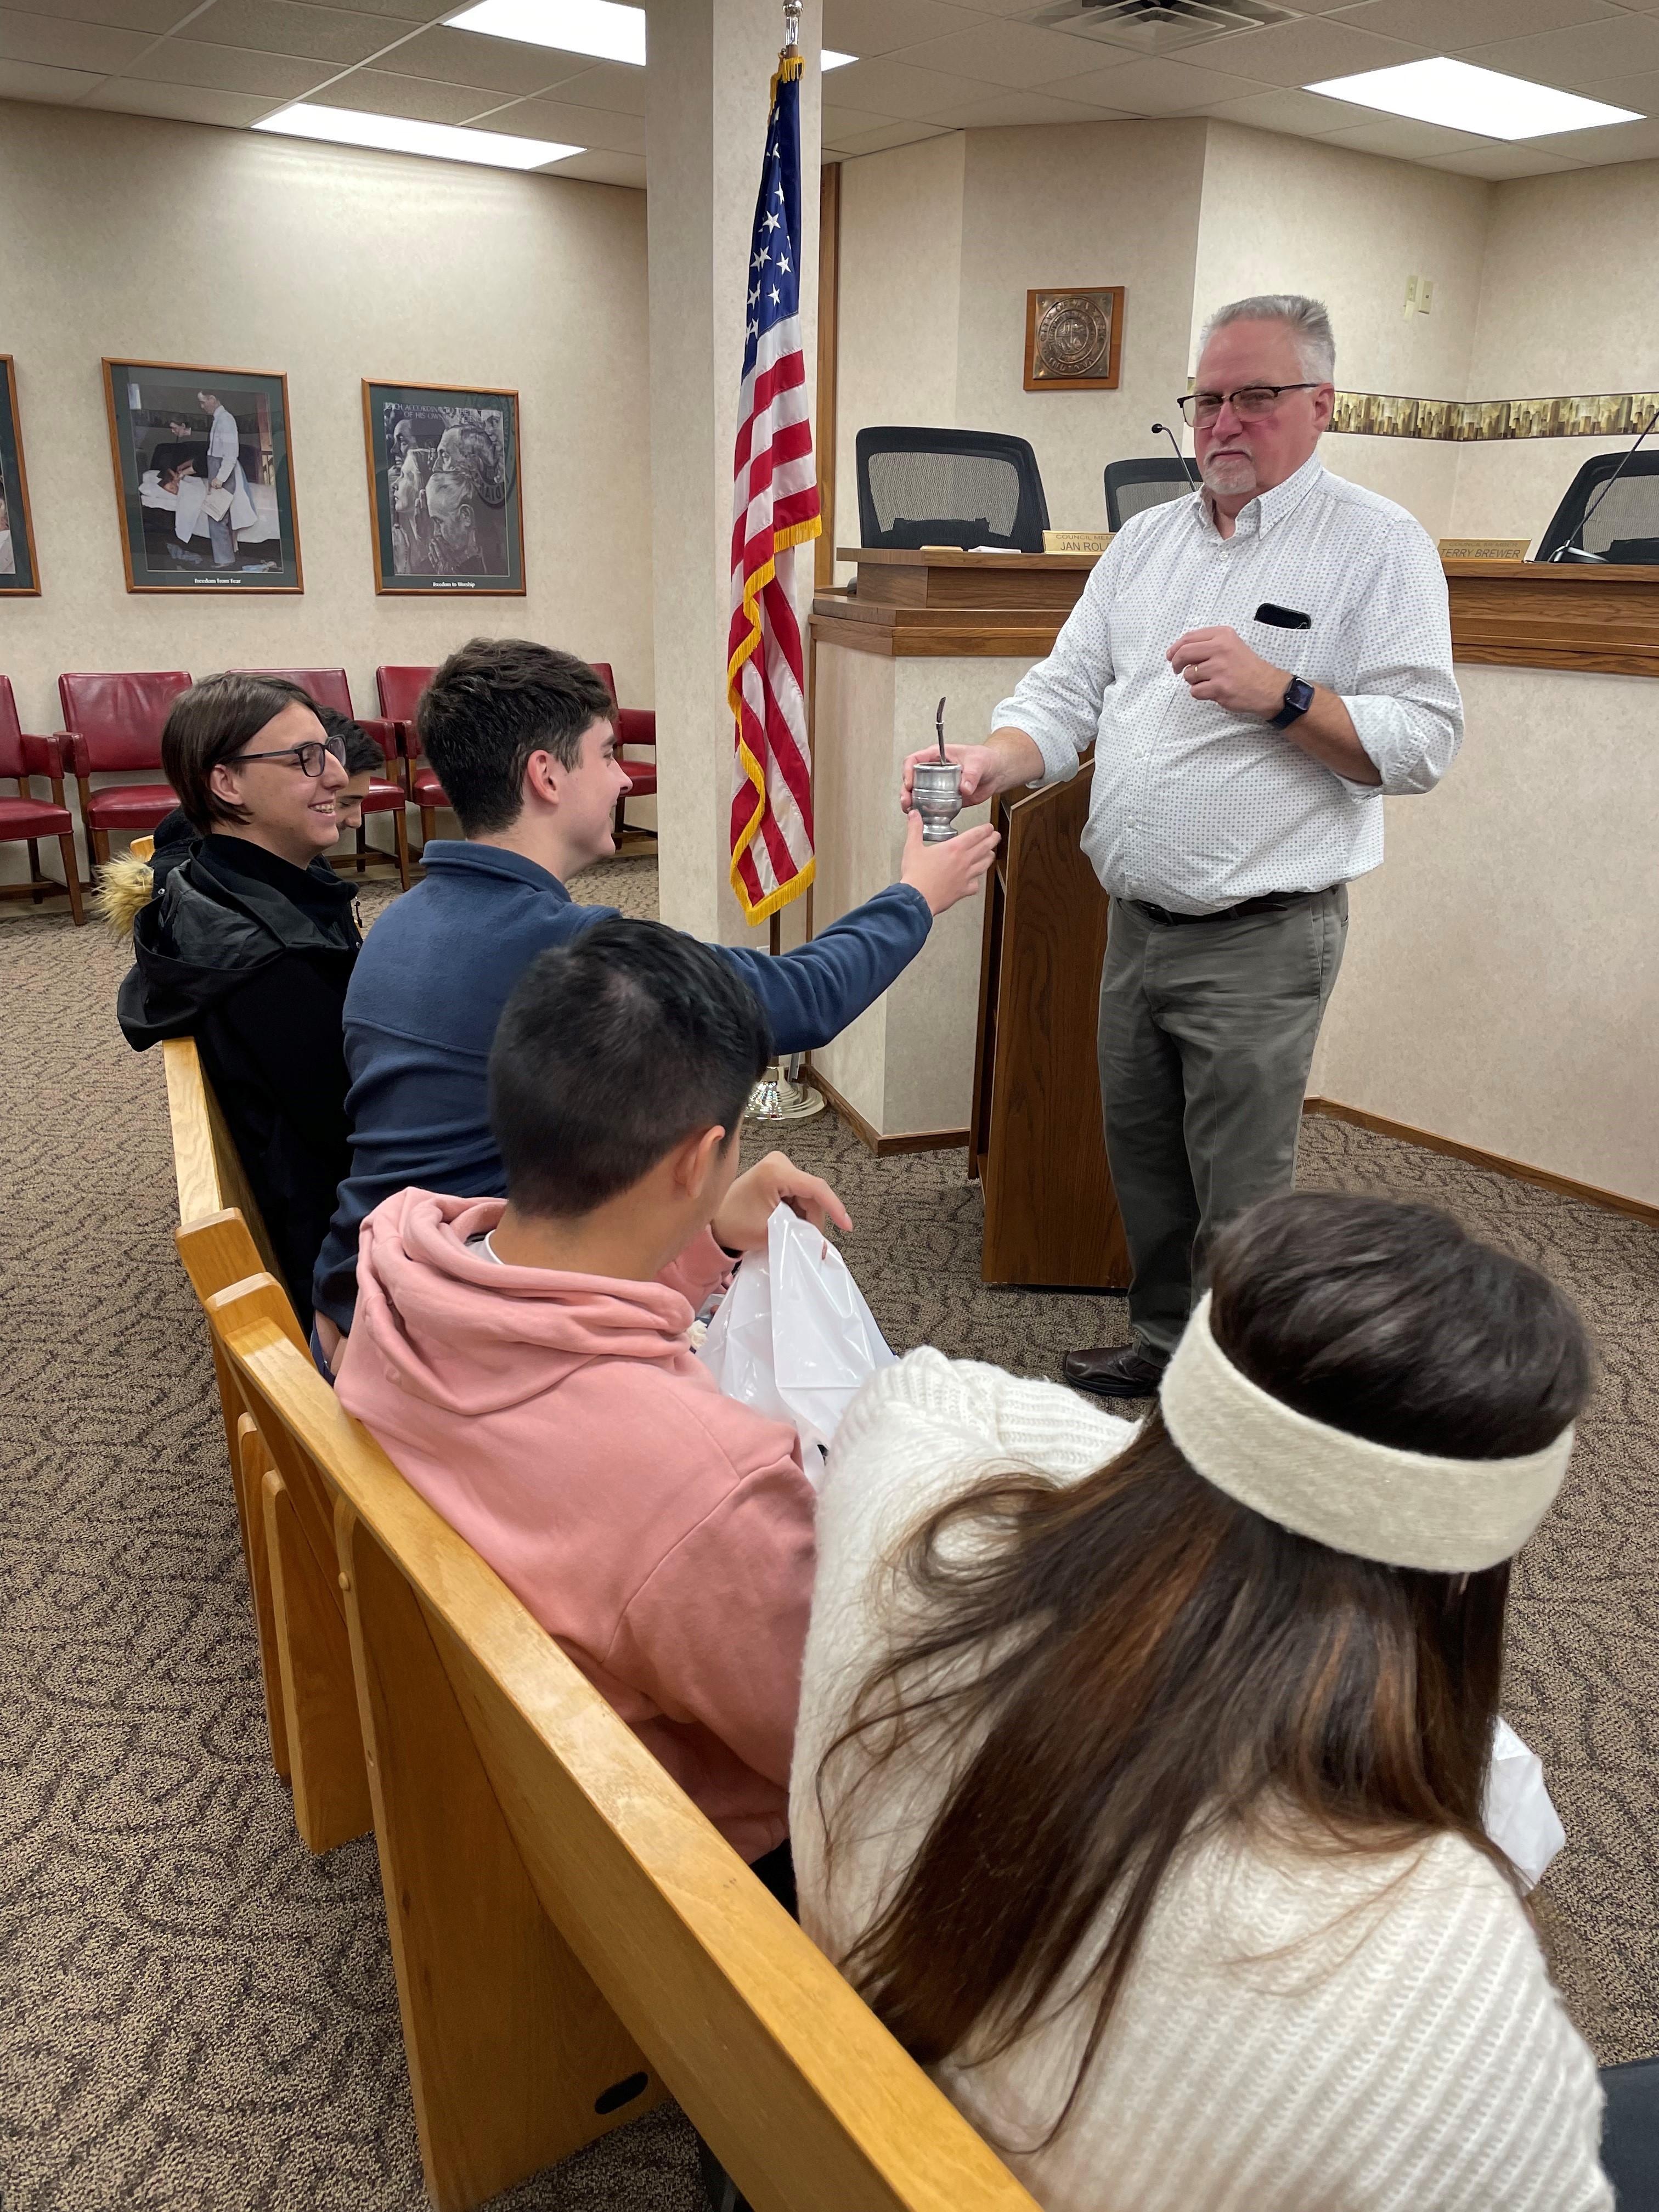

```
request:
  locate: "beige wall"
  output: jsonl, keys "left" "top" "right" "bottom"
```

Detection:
{"left": 831, "top": 134, "right": 965, "bottom": 586}
{"left": 953, "top": 120, "right": 1207, "bottom": 537}
{"left": 1311, "top": 665, "right": 1658, "bottom": 1207}
{"left": 1194, "top": 122, "right": 1489, "bottom": 539}
{"left": 0, "top": 97, "right": 650, "bottom": 877}
{"left": 1449, "top": 159, "right": 1659, "bottom": 545}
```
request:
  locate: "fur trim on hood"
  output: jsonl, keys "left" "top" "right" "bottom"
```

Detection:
{"left": 93, "top": 855, "right": 156, "bottom": 939}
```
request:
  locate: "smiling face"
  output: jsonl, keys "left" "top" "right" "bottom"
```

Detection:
{"left": 1192, "top": 318, "right": 1333, "bottom": 507}
{"left": 551, "top": 714, "right": 630, "bottom": 872}
{"left": 208, "top": 701, "right": 348, "bottom": 868}
{"left": 335, "top": 768, "right": 375, "bottom": 833}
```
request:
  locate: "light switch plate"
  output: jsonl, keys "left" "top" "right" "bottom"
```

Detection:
{"left": 1419, "top": 279, "right": 1434, "bottom": 315}
{"left": 1403, "top": 273, "right": 1418, "bottom": 319}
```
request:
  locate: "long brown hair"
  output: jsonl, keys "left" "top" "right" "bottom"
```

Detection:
{"left": 816, "top": 1193, "right": 1590, "bottom": 2134}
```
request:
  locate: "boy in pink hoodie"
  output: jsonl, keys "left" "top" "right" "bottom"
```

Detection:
{"left": 337, "top": 918, "right": 849, "bottom": 1902}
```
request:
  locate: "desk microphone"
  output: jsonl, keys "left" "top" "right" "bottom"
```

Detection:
{"left": 1547, "top": 404, "right": 1659, "bottom": 561}
{"left": 1151, "top": 421, "right": 1193, "bottom": 482}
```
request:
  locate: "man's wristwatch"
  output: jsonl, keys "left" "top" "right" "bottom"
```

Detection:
{"left": 1270, "top": 677, "right": 1315, "bottom": 730}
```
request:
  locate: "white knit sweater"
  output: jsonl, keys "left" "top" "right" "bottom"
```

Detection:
{"left": 790, "top": 1349, "right": 1611, "bottom": 2212}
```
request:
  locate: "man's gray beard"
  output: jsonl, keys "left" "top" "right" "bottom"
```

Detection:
{"left": 1200, "top": 454, "right": 1258, "bottom": 495}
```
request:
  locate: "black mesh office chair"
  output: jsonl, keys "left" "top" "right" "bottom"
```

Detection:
{"left": 1536, "top": 450, "right": 1659, "bottom": 563}
{"left": 855, "top": 427, "right": 1050, "bottom": 554}
{"left": 1104, "top": 456, "right": 1200, "bottom": 532}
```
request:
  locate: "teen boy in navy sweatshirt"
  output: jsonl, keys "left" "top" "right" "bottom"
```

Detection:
{"left": 311, "top": 639, "right": 998, "bottom": 1348}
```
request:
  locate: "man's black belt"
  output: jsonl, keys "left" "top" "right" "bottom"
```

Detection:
{"left": 1127, "top": 887, "right": 1335, "bottom": 928}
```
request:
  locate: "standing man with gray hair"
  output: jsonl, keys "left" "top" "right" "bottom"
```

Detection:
{"left": 904, "top": 294, "right": 1462, "bottom": 1398}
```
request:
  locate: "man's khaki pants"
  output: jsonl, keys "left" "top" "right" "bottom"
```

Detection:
{"left": 1097, "top": 886, "right": 1347, "bottom": 1358}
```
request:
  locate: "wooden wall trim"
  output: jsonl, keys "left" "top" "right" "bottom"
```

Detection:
{"left": 1444, "top": 560, "right": 1659, "bottom": 678}
{"left": 1304, "top": 1099, "right": 1659, "bottom": 1228}
{"left": 814, "top": 162, "right": 841, "bottom": 595}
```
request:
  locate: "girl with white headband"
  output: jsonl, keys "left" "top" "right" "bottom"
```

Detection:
{"left": 790, "top": 1191, "right": 1612, "bottom": 2211}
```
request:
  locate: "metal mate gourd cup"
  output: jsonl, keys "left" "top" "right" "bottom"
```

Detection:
{"left": 912, "top": 693, "right": 962, "bottom": 842}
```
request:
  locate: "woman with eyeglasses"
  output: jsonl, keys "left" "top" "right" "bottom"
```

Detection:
{"left": 118, "top": 673, "right": 362, "bottom": 1330}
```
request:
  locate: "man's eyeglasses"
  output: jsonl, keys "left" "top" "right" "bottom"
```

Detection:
{"left": 1176, "top": 382, "right": 1323, "bottom": 427}
{"left": 229, "top": 736, "right": 347, "bottom": 777}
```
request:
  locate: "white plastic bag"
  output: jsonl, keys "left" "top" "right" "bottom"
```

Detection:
{"left": 697, "top": 1203, "right": 894, "bottom": 1482}
{"left": 1484, "top": 1718, "right": 1567, "bottom": 1891}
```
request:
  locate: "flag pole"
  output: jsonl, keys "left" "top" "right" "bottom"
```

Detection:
{"left": 744, "top": 0, "right": 824, "bottom": 1125}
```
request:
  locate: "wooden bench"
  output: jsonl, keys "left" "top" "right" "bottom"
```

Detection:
{"left": 163, "top": 1031, "right": 371, "bottom": 1855}
{"left": 215, "top": 1299, "right": 1043, "bottom": 2212}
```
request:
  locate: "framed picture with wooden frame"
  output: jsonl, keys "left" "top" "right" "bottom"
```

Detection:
{"left": 362, "top": 379, "right": 525, "bottom": 596}
{"left": 102, "top": 359, "right": 302, "bottom": 592}
{"left": 1024, "top": 287, "right": 1125, "bottom": 393}
{"left": 0, "top": 356, "right": 41, "bottom": 596}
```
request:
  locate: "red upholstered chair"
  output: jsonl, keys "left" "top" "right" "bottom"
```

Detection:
{"left": 590, "top": 662, "right": 658, "bottom": 847}
{"left": 236, "top": 668, "right": 410, "bottom": 889}
{"left": 0, "top": 676, "right": 84, "bottom": 924}
{"left": 376, "top": 665, "right": 444, "bottom": 850}
{"left": 57, "top": 670, "right": 193, "bottom": 868}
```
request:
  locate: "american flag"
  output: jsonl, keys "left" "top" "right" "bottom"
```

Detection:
{"left": 727, "top": 46, "right": 820, "bottom": 924}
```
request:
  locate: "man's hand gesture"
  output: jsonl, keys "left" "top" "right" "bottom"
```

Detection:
{"left": 1167, "top": 627, "right": 1287, "bottom": 716}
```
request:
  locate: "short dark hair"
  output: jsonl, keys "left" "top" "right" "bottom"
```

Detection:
{"left": 417, "top": 637, "right": 615, "bottom": 836}
{"left": 311, "top": 702, "right": 382, "bottom": 778}
{"left": 161, "top": 673, "right": 317, "bottom": 833}
{"left": 489, "top": 917, "right": 772, "bottom": 1217}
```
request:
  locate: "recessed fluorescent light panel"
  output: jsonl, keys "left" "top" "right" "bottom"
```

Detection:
{"left": 1305, "top": 57, "right": 1641, "bottom": 141}
{"left": 253, "top": 105, "right": 583, "bottom": 168}
{"left": 448, "top": 0, "right": 646, "bottom": 66}
{"left": 823, "top": 50, "right": 856, "bottom": 69}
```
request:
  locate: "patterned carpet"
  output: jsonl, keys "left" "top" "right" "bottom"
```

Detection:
{"left": 2, "top": 856, "right": 1655, "bottom": 2211}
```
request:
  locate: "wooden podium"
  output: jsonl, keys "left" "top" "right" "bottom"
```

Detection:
{"left": 969, "top": 757, "right": 1130, "bottom": 1290}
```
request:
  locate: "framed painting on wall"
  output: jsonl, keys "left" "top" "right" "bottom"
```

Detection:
{"left": 362, "top": 381, "right": 524, "bottom": 595}
{"left": 0, "top": 357, "right": 41, "bottom": 595}
{"left": 1024, "top": 287, "right": 1125, "bottom": 392}
{"left": 103, "top": 359, "right": 302, "bottom": 592}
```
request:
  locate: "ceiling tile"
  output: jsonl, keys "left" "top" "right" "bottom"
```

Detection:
{"left": 1316, "top": 116, "right": 1491, "bottom": 156}
{"left": 832, "top": 118, "right": 956, "bottom": 155}
{"left": 80, "top": 77, "right": 275, "bottom": 123}
{"left": 176, "top": 0, "right": 417, "bottom": 67}
{"left": 1521, "top": 111, "right": 1659, "bottom": 160}
{"left": 814, "top": 56, "right": 1001, "bottom": 118}
{"left": 541, "top": 146, "right": 644, "bottom": 188}
{"left": 473, "top": 94, "right": 644, "bottom": 152}
{"left": 1181, "top": 18, "right": 1429, "bottom": 86}
{"left": 303, "top": 65, "right": 492, "bottom": 121}
{"left": 3, "top": 0, "right": 199, "bottom": 29}
{"left": 0, "top": 7, "right": 148, "bottom": 70}
{"left": 819, "top": 0, "right": 972, "bottom": 60}
{"left": 887, "top": 19, "right": 1095, "bottom": 88}
{"left": 121, "top": 38, "right": 326, "bottom": 92}
{"left": 0, "top": 54, "right": 102, "bottom": 99}
{"left": 821, "top": 100, "right": 891, "bottom": 137}
{"left": 1328, "top": 0, "right": 1620, "bottom": 43}
{"left": 1423, "top": 142, "right": 1587, "bottom": 176}
{"left": 359, "top": 21, "right": 578, "bottom": 93}
{"left": 1198, "top": 85, "right": 1385, "bottom": 135}
{"left": 1465, "top": 16, "right": 1659, "bottom": 90}
{"left": 533, "top": 60, "right": 645, "bottom": 117}
{"left": 922, "top": 86, "right": 1132, "bottom": 126}
{"left": 331, "top": 0, "right": 456, "bottom": 14}
{"left": 1035, "top": 56, "right": 1274, "bottom": 112}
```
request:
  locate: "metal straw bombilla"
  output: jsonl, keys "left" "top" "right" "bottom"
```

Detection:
{"left": 911, "top": 695, "right": 963, "bottom": 843}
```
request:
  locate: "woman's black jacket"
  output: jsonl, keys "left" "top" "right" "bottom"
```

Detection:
{"left": 117, "top": 833, "right": 361, "bottom": 1331}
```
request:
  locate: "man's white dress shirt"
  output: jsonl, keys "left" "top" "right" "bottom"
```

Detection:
{"left": 993, "top": 455, "right": 1463, "bottom": 915}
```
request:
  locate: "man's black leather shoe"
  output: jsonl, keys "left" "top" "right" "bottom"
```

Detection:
{"left": 1062, "top": 1344, "right": 1169, "bottom": 1401}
